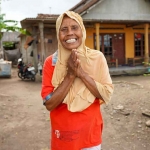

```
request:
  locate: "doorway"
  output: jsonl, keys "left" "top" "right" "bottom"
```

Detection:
{"left": 94, "top": 33, "right": 125, "bottom": 65}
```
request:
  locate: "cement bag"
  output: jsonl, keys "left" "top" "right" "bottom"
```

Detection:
{"left": 0, "top": 60, "right": 12, "bottom": 77}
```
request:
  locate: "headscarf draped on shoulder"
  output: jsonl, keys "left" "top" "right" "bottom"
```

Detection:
{"left": 52, "top": 11, "right": 114, "bottom": 112}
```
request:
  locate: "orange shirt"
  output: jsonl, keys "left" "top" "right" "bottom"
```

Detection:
{"left": 41, "top": 55, "right": 103, "bottom": 150}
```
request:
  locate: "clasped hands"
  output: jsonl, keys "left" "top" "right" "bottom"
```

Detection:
{"left": 67, "top": 49, "right": 83, "bottom": 77}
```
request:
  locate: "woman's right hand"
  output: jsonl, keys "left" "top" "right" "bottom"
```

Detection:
{"left": 67, "top": 49, "right": 79, "bottom": 76}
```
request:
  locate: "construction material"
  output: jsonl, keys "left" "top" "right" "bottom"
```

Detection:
{"left": 0, "top": 59, "right": 12, "bottom": 77}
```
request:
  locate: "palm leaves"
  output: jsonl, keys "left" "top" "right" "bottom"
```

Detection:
{"left": 0, "top": 13, "right": 31, "bottom": 39}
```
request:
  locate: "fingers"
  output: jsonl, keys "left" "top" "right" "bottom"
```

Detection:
{"left": 67, "top": 49, "right": 81, "bottom": 77}
{"left": 72, "top": 49, "right": 78, "bottom": 62}
{"left": 75, "top": 59, "right": 82, "bottom": 78}
{"left": 71, "top": 49, "right": 79, "bottom": 68}
{"left": 74, "top": 58, "right": 80, "bottom": 67}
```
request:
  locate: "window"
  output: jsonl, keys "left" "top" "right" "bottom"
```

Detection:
{"left": 134, "top": 33, "right": 144, "bottom": 57}
{"left": 103, "top": 34, "right": 112, "bottom": 56}
{"left": 94, "top": 34, "right": 113, "bottom": 57}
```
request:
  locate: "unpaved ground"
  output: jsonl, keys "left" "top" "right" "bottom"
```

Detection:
{"left": 0, "top": 67, "right": 150, "bottom": 150}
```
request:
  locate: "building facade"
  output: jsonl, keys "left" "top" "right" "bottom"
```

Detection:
{"left": 20, "top": 0, "right": 150, "bottom": 69}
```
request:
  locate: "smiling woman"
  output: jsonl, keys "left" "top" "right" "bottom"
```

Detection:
{"left": 59, "top": 16, "right": 83, "bottom": 50}
{"left": 41, "top": 11, "right": 114, "bottom": 150}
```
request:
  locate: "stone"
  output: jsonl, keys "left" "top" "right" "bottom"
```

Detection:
{"left": 142, "top": 110, "right": 150, "bottom": 117}
{"left": 120, "top": 110, "right": 130, "bottom": 116}
{"left": 145, "top": 120, "right": 150, "bottom": 127}
{"left": 113, "top": 104, "right": 124, "bottom": 110}
{"left": 138, "top": 120, "right": 142, "bottom": 124}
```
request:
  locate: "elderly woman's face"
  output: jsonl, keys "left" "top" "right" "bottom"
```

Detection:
{"left": 59, "top": 16, "right": 83, "bottom": 50}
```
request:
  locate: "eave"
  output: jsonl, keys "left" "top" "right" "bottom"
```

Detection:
{"left": 69, "top": 0, "right": 104, "bottom": 16}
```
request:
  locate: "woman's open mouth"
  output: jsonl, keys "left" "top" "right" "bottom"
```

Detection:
{"left": 65, "top": 38, "right": 77, "bottom": 44}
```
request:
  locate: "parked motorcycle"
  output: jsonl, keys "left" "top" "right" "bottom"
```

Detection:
{"left": 17, "top": 58, "right": 36, "bottom": 81}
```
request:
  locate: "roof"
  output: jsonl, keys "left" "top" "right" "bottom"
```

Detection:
{"left": 36, "top": 14, "right": 59, "bottom": 19}
{"left": 20, "top": 0, "right": 150, "bottom": 28}
{"left": 69, "top": 0, "right": 103, "bottom": 15}
{"left": 20, "top": 14, "right": 59, "bottom": 28}
{"left": 20, "top": 0, "right": 103, "bottom": 27}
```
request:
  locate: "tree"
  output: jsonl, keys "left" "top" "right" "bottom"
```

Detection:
{"left": 0, "top": 13, "right": 31, "bottom": 60}
{"left": 0, "top": 13, "right": 31, "bottom": 39}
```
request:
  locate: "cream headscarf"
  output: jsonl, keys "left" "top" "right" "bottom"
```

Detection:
{"left": 52, "top": 11, "right": 113, "bottom": 112}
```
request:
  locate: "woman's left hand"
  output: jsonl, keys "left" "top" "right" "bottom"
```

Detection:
{"left": 67, "top": 49, "right": 85, "bottom": 78}
{"left": 74, "top": 55, "right": 85, "bottom": 78}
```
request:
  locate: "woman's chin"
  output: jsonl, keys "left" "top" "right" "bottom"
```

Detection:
{"left": 64, "top": 46, "right": 78, "bottom": 51}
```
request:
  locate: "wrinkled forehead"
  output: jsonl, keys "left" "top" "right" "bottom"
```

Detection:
{"left": 60, "top": 15, "right": 80, "bottom": 28}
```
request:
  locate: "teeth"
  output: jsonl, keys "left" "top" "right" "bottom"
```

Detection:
{"left": 66, "top": 39, "right": 76, "bottom": 43}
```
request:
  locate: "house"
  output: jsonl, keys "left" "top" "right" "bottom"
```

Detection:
{"left": 20, "top": 14, "right": 59, "bottom": 71}
{"left": 20, "top": 0, "right": 150, "bottom": 71}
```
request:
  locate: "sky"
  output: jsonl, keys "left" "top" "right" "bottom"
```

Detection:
{"left": 1, "top": 0, "right": 80, "bottom": 26}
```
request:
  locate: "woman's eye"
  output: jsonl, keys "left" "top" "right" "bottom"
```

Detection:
{"left": 72, "top": 26, "right": 78, "bottom": 30}
{"left": 61, "top": 28, "right": 68, "bottom": 32}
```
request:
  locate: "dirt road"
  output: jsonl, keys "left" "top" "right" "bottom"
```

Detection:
{"left": 0, "top": 67, "right": 150, "bottom": 150}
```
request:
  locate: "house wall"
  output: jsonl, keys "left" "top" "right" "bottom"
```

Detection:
{"left": 20, "top": 36, "right": 34, "bottom": 64}
{"left": 82, "top": 0, "right": 150, "bottom": 20}
{"left": 85, "top": 28, "right": 94, "bottom": 49}
{"left": 124, "top": 28, "right": 134, "bottom": 59}
{"left": 85, "top": 24, "right": 150, "bottom": 64}
{"left": 124, "top": 28, "right": 150, "bottom": 59}
{"left": 44, "top": 28, "right": 58, "bottom": 57}
{"left": 37, "top": 28, "right": 58, "bottom": 61}
{"left": 20, "top": 27, "right": 58, "bottom": 66}
{"left": 86, "top": 25, "right": 126, "bottom": 49}
{"left": 21, "top": 25, "right": 149, "bottom": 66}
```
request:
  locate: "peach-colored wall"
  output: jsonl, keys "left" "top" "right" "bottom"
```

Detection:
{"left": 85, "top": 24, "right": 150, "bottom": 64}
{"left": 85, "top": 28, "right": 95, "bottom": 49}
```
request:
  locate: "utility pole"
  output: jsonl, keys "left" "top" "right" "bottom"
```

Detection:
{"left": 49, "top": 7, "right": 51, "bottom": 14}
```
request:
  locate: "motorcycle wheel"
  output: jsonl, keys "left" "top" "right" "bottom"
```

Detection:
{"left": 21, "top": 76, "right": 25, "bottom": 80}
{"left": 18, "top": 72, "right": 22, "bottom": 78}
{"left": 18, "top": 72, "right": 25, "bottom": 80}
{"left": 31, "top": 76, "right": 36, "bottom": 81}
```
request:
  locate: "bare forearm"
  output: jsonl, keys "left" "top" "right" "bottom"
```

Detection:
{"left": 45, "top": 74, "right": 75, "bottom": 111}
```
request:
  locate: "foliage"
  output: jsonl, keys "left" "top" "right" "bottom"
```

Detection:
{"left": 3, "top": 41, "right": 14, "bottom": 47}
{"left": 142, "top": 62, "right": 150, "bottom": 76}
{"left": 0, "top": 13, "right": 31, "bottom": 39}
{"left": 142, "top": 62, "right": 150, "bottom": 66}
{"left": 2, "top": 41, "right": 15, "bottom": 48}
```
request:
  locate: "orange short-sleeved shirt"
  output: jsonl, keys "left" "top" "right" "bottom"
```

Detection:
{"left": 41, "top": 55, "right": 103, "bottom": 150}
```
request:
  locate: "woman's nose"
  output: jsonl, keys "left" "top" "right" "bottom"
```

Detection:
{"left": 67, "top": 27, "right": 74, "bottom": 35}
